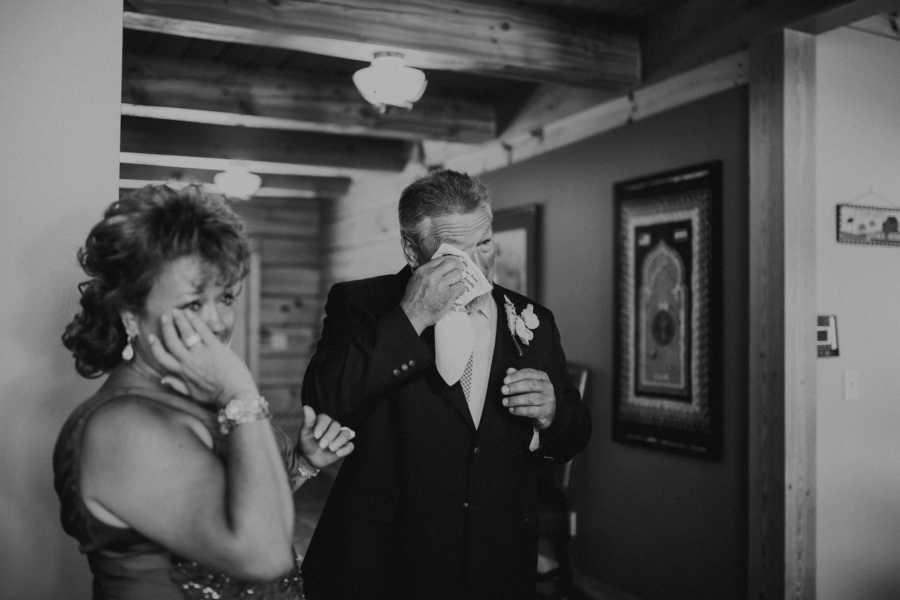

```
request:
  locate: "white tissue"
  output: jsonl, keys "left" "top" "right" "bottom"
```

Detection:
{"left": 434, "top": 311, "right": 474, "bottom": 385}
{"left": 431, "top": 243, "right": 491, "bottom": 385}
{"left": 432, "top": 243, "right": 492, "bottom": 307}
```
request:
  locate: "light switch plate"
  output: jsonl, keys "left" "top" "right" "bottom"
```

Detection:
{"left": 817, "top": 315, "right": 839, "bottom": 357}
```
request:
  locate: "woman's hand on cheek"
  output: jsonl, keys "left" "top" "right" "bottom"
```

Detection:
{"left": 148, "top": 309, "right": 257, "bottom": 406}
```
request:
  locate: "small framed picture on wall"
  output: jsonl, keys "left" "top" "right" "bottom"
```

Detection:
{"left": 491, "top": 204, "right": 542, "bottom": 301}
{"left": 612, "top": 162, "right": 722, "bottom": 458}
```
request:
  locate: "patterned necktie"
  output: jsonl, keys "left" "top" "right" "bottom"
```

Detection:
{"left": 459, "top": 349, "right": 475, "bottom": 400}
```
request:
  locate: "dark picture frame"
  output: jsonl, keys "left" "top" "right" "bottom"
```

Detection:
{"left": 612, "top": 162, "right": 722, "bottom": 458}
{"left": 492, "top": 204, "right": 542, "bottom": 300}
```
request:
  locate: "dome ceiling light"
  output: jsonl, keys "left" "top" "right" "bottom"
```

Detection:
{"left": 352, "top": 51, "right": 427, "bottom": 114}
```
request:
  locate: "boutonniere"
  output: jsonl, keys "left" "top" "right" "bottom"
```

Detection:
{"left": 503, "top": 295, "right": 540, "bottom": 356}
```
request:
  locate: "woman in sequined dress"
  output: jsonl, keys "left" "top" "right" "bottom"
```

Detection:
{"left": 53, "top": 185, "right": 354, "bottom": 599}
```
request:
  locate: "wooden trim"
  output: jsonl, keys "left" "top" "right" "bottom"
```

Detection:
{"left": 793, "top": 0, "right": 900, "bottom": 34}
{"left": 119, "top": 163, "right": 351, "bottom": 197}
{"left": 847, "top": 12, "right": 900, "bottom": 39}
{"left": 121, "top": 102, "right": 495, "bottom": 144}
{"left": 247, "top": 248, "right": 262, "bottom": 380}
{"left": 747, "top": 29, "right": 817, "bottom": 600}
{"left": 642, "top": 0, "right": 858, "bottom": 83}
{"left": 119, "top": 151, "right": 379, "bottom": 179}
{"left": 442, "top": 52, "right": 747, "bottom": 176}
{"left": 118, "top": 178, "right": 320, "bottom": 199}
{"left": 120, "top": 117, "right": 410, "bottom": 172}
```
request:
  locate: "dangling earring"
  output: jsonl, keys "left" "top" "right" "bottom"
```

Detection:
{"left": 121, "top": 335, "right": 135, "bottom": 361}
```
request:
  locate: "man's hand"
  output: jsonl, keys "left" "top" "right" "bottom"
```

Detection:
{"left": 501, "top": 368, "right": 556, "bottom": 430}
{"left": 400, "top": 255, "right": 468, "bottom": 334}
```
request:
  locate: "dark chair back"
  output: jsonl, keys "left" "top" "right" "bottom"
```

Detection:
{"left": 560, "top": 363, "right": 589, "bottom": 491}
{"left": 536, "top": 363, "right": 589, "bottom": 597}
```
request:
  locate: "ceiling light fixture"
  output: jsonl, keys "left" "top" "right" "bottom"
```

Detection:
{"left": 352, "top": 51, "right": 427, "bottom": 114}
{"left": 213, "top": 164, "right": 262, "bottom": 199}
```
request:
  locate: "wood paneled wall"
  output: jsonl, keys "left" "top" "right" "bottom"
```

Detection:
{"left": 321, "top": 167, "right": 425, "bottom": 290}
{"left": 232, "top": 197, "right": 324, "bottom": 433}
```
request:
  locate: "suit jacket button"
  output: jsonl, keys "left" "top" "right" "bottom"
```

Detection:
{"left": 462, "top": 501, "right": 470, "bottom": 510}
{"left": 472, "top": 446, "right": 480, "bottom": 456}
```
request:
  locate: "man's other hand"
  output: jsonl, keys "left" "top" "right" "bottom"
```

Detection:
{"left": 501, "top": 368, "right": 556, "bottom": 430}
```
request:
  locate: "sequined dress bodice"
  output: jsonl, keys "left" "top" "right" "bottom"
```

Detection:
{"left": 52, "top": 366, "right": 304, "bottom": 600}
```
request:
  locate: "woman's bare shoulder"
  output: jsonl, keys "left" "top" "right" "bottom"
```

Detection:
{"left": 80, "top": 394, "right": 214, "bottom": 480}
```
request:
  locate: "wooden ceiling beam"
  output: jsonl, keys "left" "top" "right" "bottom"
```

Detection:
{"left": 120, "top": 151, "right": 381, "bottom": 179}
{"left": 123, "top": 0, "right": 640, "bottom": 89}
{"left": 121, "top": 116, "right": 411, "bottom": 171}
{"left": 642, "top": 0, "right": 890, "bottom": 83}
{"left": 792, "top": 0, "right": 900, "bottom": 35}
{"left": 497, "top": 83, "right": 619, "bottom": 139}
{"left": 119, "top": 163, "right": 351, "bottom": 197}
{"left": 119, "top": 179, "right": 321, "bottom": 199}
{"left": 122, "top": 52, "right": 496, "bottom": 143}
{"left": 443, "top": 52, "right": 747, "bottom": 175}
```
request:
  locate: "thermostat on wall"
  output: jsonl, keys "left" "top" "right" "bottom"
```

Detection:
{"left": 817, "top": 315, "right": 839, "bottom": 358}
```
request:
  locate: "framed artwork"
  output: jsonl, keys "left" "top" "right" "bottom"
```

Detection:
{"left": 492, "top": 204, "right": 542, "bottom": 300}
{"left": 612, "top": 162, "right": 722, "bottom": 458}
{"left": 836, "top": 203, "right": 900, "bottom": 246}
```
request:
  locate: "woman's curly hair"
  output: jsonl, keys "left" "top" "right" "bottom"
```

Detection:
{"left": 62, "top": 184, "right": 250, "bottom": 378}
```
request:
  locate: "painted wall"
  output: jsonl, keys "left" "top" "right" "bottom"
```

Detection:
{"left": 481, "top": 88, "right": 749, "bottom": 600}
{"left": 815, "top": 27, "right": 900, "bottom": 600}
{"left": 0, "top": 3, "right": 122, "bottom": 599}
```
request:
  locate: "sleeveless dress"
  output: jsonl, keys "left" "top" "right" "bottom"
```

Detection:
{"left": 52, "top": 365, "right": 305, "bottom": 600}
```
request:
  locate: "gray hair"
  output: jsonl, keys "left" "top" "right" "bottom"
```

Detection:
{"left": 398, "top": 169, "right": 491, "bottom": 245}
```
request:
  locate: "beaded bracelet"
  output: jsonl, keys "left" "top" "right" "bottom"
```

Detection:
{"left": 217, "top": 394, "right": 271, "bottom": 435}
{"left": 292, "top": 457, "right": 320, "bottom": 480}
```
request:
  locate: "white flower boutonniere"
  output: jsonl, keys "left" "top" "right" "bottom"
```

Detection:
{"left": 504, "top": 295, "right": 540, "bottom": 356}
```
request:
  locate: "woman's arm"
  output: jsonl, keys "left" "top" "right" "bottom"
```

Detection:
{"left": 81, "top": 308, "right": 296, "bottom": 580}
{"left": 81, "top": 396, "right": 295, "bottom": 580}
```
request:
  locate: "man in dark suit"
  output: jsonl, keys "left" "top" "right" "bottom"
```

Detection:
{"left": 300, "top": 170, "right": 591, "bottom": 600}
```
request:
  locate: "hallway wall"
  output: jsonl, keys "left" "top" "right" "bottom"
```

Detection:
{"left": 0, "top": 3, "right": 122, "bottom": 599}
{"left": 482, "top": 88, "right": 749, "bottom": 600}
{"left": 815, "top": 26, "right": 900, "bottom": 600}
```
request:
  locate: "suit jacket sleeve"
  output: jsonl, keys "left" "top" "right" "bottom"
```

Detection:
{"left": 301, "top": 281, "right": 434, "bottom": 429}
{"left": 537, "top": 311, "right": 592, "bottom": 463}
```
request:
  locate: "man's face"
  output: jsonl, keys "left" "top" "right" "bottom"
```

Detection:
{"left": 409, "top": 204, "right": 496, "bottom": 281}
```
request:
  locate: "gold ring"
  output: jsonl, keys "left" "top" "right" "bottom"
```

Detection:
{"left": 183, "top": 334, "right": 201, "bottom": 348}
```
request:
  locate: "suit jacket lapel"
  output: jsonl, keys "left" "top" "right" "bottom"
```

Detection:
{"left": 487, "top": 285, "right": 519, "bottom": 390}
{"left": 477, "top": 286, "right": 522, "bottom": 438}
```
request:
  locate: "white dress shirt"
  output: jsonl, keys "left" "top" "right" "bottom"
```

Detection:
{"left": 466, "top": 295, "right": 541, "bottom": 449}
{"left": 465, "top": 294, "right": 496, "bottom": 428}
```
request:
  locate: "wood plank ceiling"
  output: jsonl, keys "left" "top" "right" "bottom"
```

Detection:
{"left": 119, "top": 0, "right": 871, "bottom": 198}
{"left": 119, "top": 0, "right": 653, "bottom": 196}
